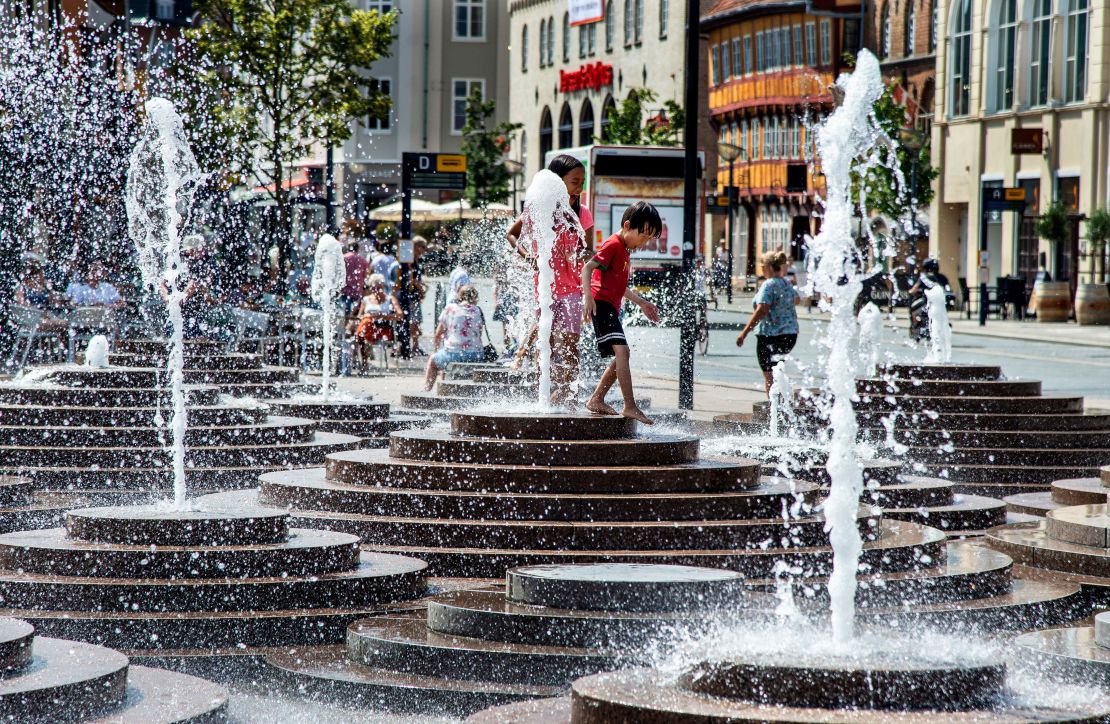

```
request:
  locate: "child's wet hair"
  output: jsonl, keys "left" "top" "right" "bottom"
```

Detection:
{"left": 622, "top": 201, "right": 662, "bottom": 236}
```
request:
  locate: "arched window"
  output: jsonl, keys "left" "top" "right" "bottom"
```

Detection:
{"left": 1029, "top": 0, "right": 1051, "bottom": 106}
{"left": 539, "top": 108, "right": 553, "bottom": 164}
{"left": 1064, "top": 0, "right": 1089, "bottom": 103}
{"left": 904, "top": 0, "right": 916, "bottom": 56}
{"left": 879, "top": 3, "right": 891, "bottom": 59}
{"left": 659, "top": 0, "right": 669, "bottom": 38}
{"left": 990, "top": 0, "right": 1017, "bottom": 112}
{"left": 521, "top": 25, "right": 529, "bottom": 72}
{"left": 558, "top": 103, "right": 574, "bottom": 148}
{"left": 562, "top": 13, "right": 570, "bottom": 62}
{"left": 928, "top": 0, "right": 937, "bottom": 52}
{"left": 600, "top": 94, "right": 616, "bottom": 141}
{"left": 539, "top": 19, "right": 547, "bottom": 67}
{"left": 948, "top": 0, "right": 972, "bottom": 117}
{"left": 624, "top": 0, "right": 632, "bottom": 45}
{"left": 579, "top": 101, "right": 595, "bottom": 145}
{"left": 605, "top": 1, "right": 614, "bottom": 51}
{"left": 634, "top": 0, "right": 643, "bottom": 43}
{"left": 547, "top": 16, "right": 555, "bottom": 65}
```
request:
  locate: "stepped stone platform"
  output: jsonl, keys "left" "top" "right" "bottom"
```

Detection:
{"left": 110, "top": 338, "right": 311, "bottom": 398}
{"left": 1004, "top": 465, "right": 1110, "bottom": 517}
{"left": 1014, "top": 609, "right": 1110, "bottom": 687}
{"left": 0, "top": 359, "right": 360, "bottom": 502}
{"left": 0, "top": 475, "right": 70, "bottom": 534}
{"left": 0, "top": 499, "right": 428, "bottom": 669}
{"left": 261, "top": 396, "right": 433, "bottom": 447}
{"left": 718, "top": 362, "right": 1110, "bottom": 498}
{"left": 0, "top": 617, "right": 228, "bottom": 722}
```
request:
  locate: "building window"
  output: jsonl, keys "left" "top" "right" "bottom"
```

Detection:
{"left": 563, "top": 13, "right": 570, "bottom": 62}
{"left": 739, "top": 119, "right": 748, "bottom": 158}
{"left": 634, "top": 0, "right": 643, "bottom": 43}
{"left": 539, "top": 107, "right": 553, "bottom": 163}
{"left": 366, "top": 1, "right": 392, "bottom": 12}
{"left": 844, "top": 18, "right": 860, "bottom": 53}
{"left": 792, "top": 25, "right": 803, "bottom": 66}
{"left": 756, "top": 32, "right": 764, "bottom": 72}
{"left": 1029, "top": 0, "right": 1051, "bottom": 106}
{"left": 731, "top": 38, "right": 742, "bottom": 76}
{"left": 521, "top": 25, "right": 529, "bottom": 72}
{"left": 768, "top": 27, "right": 779, "bottom": 69}
{"left": 948, "top": 0, "right": 972, "bottom": 117}
{"left": 879, "top": 3, "right": 891, "bottom": 59}
{"left": 711, "top": 45, "right": 721, "bottom": 85}
{"left": 659, "top": 0, "right": 668, "bottom": 38}
{"left": 805, "top": 23, "right": 816, "bottom": 65}
{"left": 928, "top": 0, "right": 937, "bottom": 52}
{"left": 743, "top": 35, "right": 753, "bottom": 74}
{"left": 819, "top": 20, "right": 831, "bottom": 65}
{"left": 781, "top": 27, "right": 791, "bottom": 67}
{"left": 624, "top": 0, "right": 632, "bottom": 45}
{"left": 579, "top": 25, "right": 586, "bottom": 59}
{"left": 752, "top": 117, "right": 761, "bottom": 160}
{"left": 1064, "top": 0, "right": 1089, "bottom": 104}
{"left": 904, "top": 0, "right": 916, "bottom": 56}
{"left": 606, "top": 1, "right": 614, "bottom": 51}
{"left": 588, "top": 23, "right": 597, "bottom": 55}
{"left": 454, "top": 0, "right": 485, "bottom": 41}
{"left": 721, "top": 41, "right": 731, "bottom": 81}
{"left": 547, "top": 16, "right": 555, "bottom": 64}
{"left": 539, "top": 19, "right": 547, "bottom": 67}
{"left": 558, "top": 103, "right": 574, "bottom": 148}
{"left": 992, "top": 0, "right": 1017, "bottom": 112}
{"left": 579, "top": 101, "right": 595, "bottom": 145}
{"left": 366, "top": 78, "right": 393, "bottom": 132}
{"left": 452, "top": 78, "right": 484, "bottom": 133}
{"left": 600, "top": 94, "right": 616, "bottom": 140}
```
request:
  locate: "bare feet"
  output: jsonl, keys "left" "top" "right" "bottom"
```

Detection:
{"left": 622, "top": 406, "right": 653, "bottom": 425}
{"left": 585, "top": 398, "right": 618, "bottom": 415}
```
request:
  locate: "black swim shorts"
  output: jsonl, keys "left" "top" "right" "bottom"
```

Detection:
{"left": 591, "top": 300, "right": 627, "bottom": 357}
{"left": 756, "top": 333, "right": 798, "bottom": 372}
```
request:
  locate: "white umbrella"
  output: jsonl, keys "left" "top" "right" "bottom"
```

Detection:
{"left": 435, "top": 199, "right": 516, "bottom": 220}
{"left": 367, "top": 198, "right": 443, "bottom": 222}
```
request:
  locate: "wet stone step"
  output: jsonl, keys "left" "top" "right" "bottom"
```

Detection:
{"left": 389, "top": 429, "right": 700, "bottom": 467}
{"left": 450, "top": 412, "right": 639, "bottom": 441}
{"left": 114, "top": 338, "right": 224, "bottom": 356}
{"left": 184, "top": 368, "right": 302, "bottom": 385}
{"left": 0, "top": 618, "right": 34, "bottom": 671}
{"left": 0, "top": 418, "right": 318, "bottom": 447}
{"left": 505, "top": 562, "right": 750, "bottom": 612}
{"left": 864, "top": 476, "right": 954, "bottom": 508}
{"left": 989, "top": 521, "right": 1110, "bottom": 578}
{"left": 437, "top": 381, "right": 538, "bottom": 398}
{"left": 914, "top": 463, "right": 1097, "bottom": 484}
{"left": 95, "top": 664, "right": 229, "bottom": 722}
{"left": 879, "top": 362, "right": 1003, "bottom": 381}
{"left": 0, "top": 477, "right": 33, "bottom": 508}
{"left": 109, "top": 351, "right": 264, "bottom": 370}
{"left": 1003, "top": 491, "right": 1059, "bottom": 517}
{"left": 325, "top": 448, "right": 762, "bottom": 493}
{"left": 0, "top": 635, "right": 129, "bottom": 717}
{"left": 881, "top": 493, "right": 1008, "bottom": 533}
{"left": 346, "top": 616, "right": 615, "bottom": 686}
{"left": 857, "top": 377, "right": 1042, "bottom": 398}
{"left": 11, "top": 463, "right": 312, "bottom": 493}
{"left": 857, "top": 411, "right": 1110, "bottom": 432}
{"left": 256, "top": 468, "right": 818, "bottom": 521}
{"left": 1103, "top": 465, "right": 1110, "bottom": 485}
{"left": 0, "top": 527, "right": 361, "bottom": 579}
{"left": 893, "top": 429, "right": 1110, "bottom": 449}
{"left": 263, "top": 399, "right": 391, "bottom": 420}
{"left": 65, "top": 504, "right": 290, "bottom": 546}
{"left": 0, "top": 404, "right": 266, "bottom": 427}
{"left": 851, "top": 394, "right": 1085, "bottom": 414}
{"left": 1012, "top": 622, "right": 1110, "bottom": 687}
{"left": 1044, "top": 504, "right": 1110, "bottom": 548}
{"left": 470, "top": 369, "right": 539, "bottom": 384}
{"left": 905, "top": 446, "right": 1110, "bottom": 466}
{"left": 0, "top": 385, "right": 221, "bottom": 407}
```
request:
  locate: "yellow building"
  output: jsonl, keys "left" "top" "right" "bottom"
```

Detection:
{"left": 703, "top": 0, "right": 861, "bottom": 276}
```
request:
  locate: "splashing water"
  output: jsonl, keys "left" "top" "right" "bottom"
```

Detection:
{"left": 522, "top": 170, "right": 581, "bottom": 407}
{"left": 126, "top": 97, "right": 203, "bottom": 509}
{"left": 84, "top": 336, "right": 110, "bottom": 369}
{"left": 856, "top": 303, "right": 883, "bottom": 376}
{"left": 767, "top": 364, "right": 793, "bottom": 437}
{"left": 311, "top": 234, "right": 345, "bottom": 400}
{"left": 924, "top": 284, "right": 953, "bottom": 363}
{"left": 805, "top": 51, "right": 891, "bottom": 644}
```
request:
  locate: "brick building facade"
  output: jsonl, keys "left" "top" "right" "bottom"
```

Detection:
{"left": 865, "top": 0, "right": 939, "bottom": 133}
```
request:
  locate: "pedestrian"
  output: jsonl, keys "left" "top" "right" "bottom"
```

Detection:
{"left": 351, "top": 273, "right": 402, "bottom": 366}
{"left": 341, "top": 240, "right": 368, "bottom": 316}
{"left": 581, "top": 201, "right": 661, "bottom": 425}
{"left": 505, "top": 154, "right": 594, "bottom": 403}
{"left": 735, "top": 250, "right": 800, "bottom": 394}
{"left": 401, "top": 236, "right": 429, "bottom": 356}
{"left": 423, "top": 284, "right": 486, "bottom": 390}
{"left": 448, "top": 256, "right": 472, "bottom": 302}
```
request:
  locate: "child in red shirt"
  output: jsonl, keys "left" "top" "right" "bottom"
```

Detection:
{"left": 581, "top": 201, "right": 662, "bottom": 425}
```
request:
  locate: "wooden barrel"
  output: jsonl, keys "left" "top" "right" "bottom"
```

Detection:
{"left": 1075, "top": 283, "right": 1110, "bottom": 325}
{"left": 1035, "top": 281, "right": 1072, "bottom": 322}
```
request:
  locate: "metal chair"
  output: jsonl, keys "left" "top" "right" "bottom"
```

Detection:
{"left": 7, "top": 305, "right": 43, "bottom": 372}
{"left": 66, "top": 306, "right": 119, "bottom": 363}
{"left": 230, "top": 308, "right": 282, "bottom": 364}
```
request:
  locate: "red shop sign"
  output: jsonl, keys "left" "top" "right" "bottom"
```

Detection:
{"left": 559, "top": 62, "right": 613, "bottom": 93}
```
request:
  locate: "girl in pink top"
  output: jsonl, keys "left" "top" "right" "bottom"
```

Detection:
{"left": 507, "top": 154, "right": 594, "bottom": 406}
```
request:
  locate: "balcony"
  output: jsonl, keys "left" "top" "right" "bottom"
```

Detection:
{"left": 709, "top": 69, "right": 836, "bottom": 114}
{"left": 717, "top": 160, "right": 825, "bottom": 199}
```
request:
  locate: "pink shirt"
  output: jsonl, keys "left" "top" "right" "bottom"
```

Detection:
{"left": 343, "top": 252, "right": 368, "bottom": 298}
{"left": 529, "top": 204, "right": 593, "bottom": 299}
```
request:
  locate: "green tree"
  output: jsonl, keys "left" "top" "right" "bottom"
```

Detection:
{"left": 1036, "top": 200, "right": 1070, "bottom": 246}
{"left": 1085, "top": 207, "right": 1110, "bottom": 280}
{"left": 188, "top": 0, "right": 396, "bottom": 282}
{"left": 851, "top": 83, "right": 938, "bottom": 232}
{"left": 460, "top": 88, "right": 523, "bottom": 208}
{"left": 600, "top": 88, "right": 684, "bottom": 146}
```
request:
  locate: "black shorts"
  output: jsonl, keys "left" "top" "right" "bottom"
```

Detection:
{"left": 591, "top": 300, "right": 627, "bottom": 357}
{"left": 756, "top": 333, "right": 797, "bottom": 372}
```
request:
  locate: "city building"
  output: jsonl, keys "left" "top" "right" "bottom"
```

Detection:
{"left": 864, "top": 0, "right": 939, "bottom": 133}
{"left": 930, "top": 0, "right": 1106, "bottom": 295}
{"left": 301, "top": 0, "right": 510, "bottom": 226}
{"left": 702, "top": 0, "right": 861, "bottom": 277}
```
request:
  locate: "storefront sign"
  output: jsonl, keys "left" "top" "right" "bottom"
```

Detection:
{"left": 559, "top": 62, "right": 613, "bottom": 93}
{"left": 568, "top": 0, "right": 604, "bottom": 25}
{"left": 1011, "top": 128, "right": 1043, "bottom": 155}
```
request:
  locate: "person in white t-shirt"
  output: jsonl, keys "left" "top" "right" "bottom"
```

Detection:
{"left": 66, "top": 262, "right": 124, "bottom": 308}
{"left": 423, "top": 285, "right": 486, "bottom": 390}
{"left": 447, "top": 260, "right": 471, "bottom": 301}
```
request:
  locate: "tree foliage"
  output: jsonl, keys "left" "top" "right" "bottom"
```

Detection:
{"left": 1036, "top": 200, "right": 1070, "bottom": 244}
{"left": 600, "top": 88, "right": 684, "bottom": 146}
{"left": 851, "top": 83, "right": 939, "bottom": 236}
{"left": 460, "top": 88, "right": 523, "bottom": 208}
{"left": 188, "top": 0, "right": 396, "bottom": 277}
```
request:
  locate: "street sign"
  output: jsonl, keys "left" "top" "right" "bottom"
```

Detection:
{"left": 1011, "top": 128, "right": 1043, "bottom": 155}
{"left": 402, "top": 152, "right": 467, "bottom": 191}
{"left": 706, "top": 194, "right": 729, "bottom": 214}
{"left": 982, "top": 186, "right": 1026, "bottom": 212}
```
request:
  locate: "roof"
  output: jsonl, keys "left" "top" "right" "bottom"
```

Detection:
{"left": 701, "top": 0, "right": 807, "bottom": 27}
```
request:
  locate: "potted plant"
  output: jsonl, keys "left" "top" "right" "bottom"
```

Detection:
{"left": 1077, "top": 207, "right": 1110, "bottom": 324}
{"left": 1032, "top": 201, "right": 1072, "bottom": 322}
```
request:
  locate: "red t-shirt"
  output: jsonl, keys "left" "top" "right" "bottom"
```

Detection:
{"left": 529, "top": 204, "right": 593, "bottom": 298}
{"left": 590, "top": 234, "right": 630, "bottom": 307}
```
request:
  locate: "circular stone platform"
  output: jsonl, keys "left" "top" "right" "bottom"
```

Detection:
{"left": 65, "top": 504, "right": 289, "bottom": 546}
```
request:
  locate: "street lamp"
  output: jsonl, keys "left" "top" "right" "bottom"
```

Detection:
{"left": 503, "top": 159, "right": 524, "bottom": 213}
{"left": 717, "top": 141, "right": 744, "bottom": 304}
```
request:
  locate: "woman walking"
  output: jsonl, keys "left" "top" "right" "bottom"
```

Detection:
{"left": 505, "top": 154, "right": 594, "bottom": 405}
{"left": 736, "top": 250, "right": 800, "bottom": 393}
